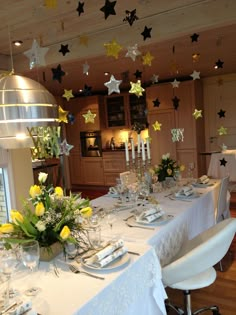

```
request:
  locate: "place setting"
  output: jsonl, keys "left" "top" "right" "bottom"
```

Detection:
{"left": 191, "top": 175, "right": 215, "bottom": 188}
{"left": 169, "top": 186, "right": 200, "bottom": 201}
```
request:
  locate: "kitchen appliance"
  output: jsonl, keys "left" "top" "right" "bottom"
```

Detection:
{"left": 80, "top": 131, "right": 102, "bottom": 157}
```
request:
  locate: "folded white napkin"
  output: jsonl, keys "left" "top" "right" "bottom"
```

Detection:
{"left": 137, "top": 205, "right": 165, "bottom": 223}
{"left": 175, "top": 186, "right": 194, "bottom": 197}
{"left": 8, "top": 301, "right": 37, "bottom": 315}
{"left": 86, "top": 239, "right": 127, "bottom": 268}
{"left": 197, "top": 175, "right": 210, "bottom": 184}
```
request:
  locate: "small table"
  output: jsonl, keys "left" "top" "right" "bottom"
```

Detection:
{"left": 207, "top": 150, "right": 236, "bottom": 181}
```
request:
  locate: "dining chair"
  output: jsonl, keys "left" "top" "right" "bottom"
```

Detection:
{"left": 162, "top": 218, "right": 236, "bottom": 315}
{"left": 215, "top": 176, "right": 230, "bottom": 223}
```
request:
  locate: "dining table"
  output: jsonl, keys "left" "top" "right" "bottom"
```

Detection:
{"left": 11, "top": 179, "right": 221, "bottom": 315}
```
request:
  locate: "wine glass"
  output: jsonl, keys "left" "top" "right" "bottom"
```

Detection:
{"left": 21, "top": 240, "right": 40, "bottom": 296}
{"left": 105, "top": 208, "right": 117, "bottom": 239}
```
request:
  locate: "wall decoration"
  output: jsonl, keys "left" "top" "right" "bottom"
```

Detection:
{"left": 51, "top": 64, "right": 65, "bottom": 83}
{"left": 153, "top": 98, "right": 160, "bottom": 107}
{"left": 24, "top": 39, "right": 49, "bottom": 69}
{"left": 151, "top": 74, "right": 159, "bottom": 84}
{"left": 134, "top": 69, "right": 142, "bottom": 79}
{"left": 104, "top": 74, "right": 122, "bottom": 95}
{"left": 129, "top": 80, "right": 145, "bottom": 97}
{"left": 58, "top": 106, "right": 69, "bottom": 123}
{"left": 190, "top": 70, "right": 200, "bottom": 80}
{"left": 100, "top": 0, "right": 117, "bottom": 20}
{"left": 193, "top": 109, "right": 202, "bottom": 119}
{"left": 217, "top": 109, "right": 226, "bottom": 118}
{"left": 215, "top": 59, "right": 224, "bottom": 68}
{"left": 171, "top": 79, "right": 180, "bottom": 88}
{"left": 59, "top": 44, "right": 70, "bottom": 56}
{"left": 171, "top": 128, "right": 184, "bottom": 142}
{"left": 59, "top": 139, "right": 74, "bottom": 156}
{"left": 83, "top": 62, "right": 90, "bottom": 75}
{"left": 220, "top": 157, "right": 227, "bottom": 166}
{"left": 172, "top": 96, "right": 180, "bottom": 110}
{"left": 76, "top": 1, "right": 84, "bottom": 16}
{"left": 142, "top": 51, "right": 154, "bottom": 66}
{"left": 141, "top": 25, "right": 152, "bottom": 40}
{"left": 218, "top": 126, "right": 227, "bottom": 136}
{"left": 82, "top": 110, "right": 96, "bottom": 123}
{"left": 104, "top": 39, "right": 122, "bottom": 59}
{"left": 125, "top": 44, "right": 141, "bottom": 61}
{"left": 152, "top": 121, "right": 162, "bottom": 131}
{"left": 123, "top": 9, "right": 138, "bottom": 26}
{"left": 190, "top": 33, "right": 199, "bottom": 42}
{"left": 62, "top": 89, "right": 74, "bottom": 101}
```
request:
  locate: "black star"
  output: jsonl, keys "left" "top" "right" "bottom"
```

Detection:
{"left": 220, "top": 158, "right": 227, "bottom": 166}
{"left": 215, "top": 59, "right": 224, "bottom": 68}
{"left": 217, "top": 109, "right": 226, "bottom": 118}
{"left": 59, "top": 44, "right": 70, "bottom": 56}
{"left": 172, "top": 96, "right": 180, "bottom": 110}
{"left": 82, "top": 84, "right": 92, "bottom": 96}
{"left": 123, "top": 9, "right": 138, "bottom": 26}
{"left": 51, "top": 64, "right": 65, "bottom": 83}
{"left": 153, "top": 98, "right": 160, "bottom": 107}
{"left": 134, "top": 69, "right": 142, "bottom": 79}
{"left": 190, "top": 33, "right": 199, "bottom": 42}
{"left": 141, "top": 25, "right": 152, "bottom": 40}
{"left": 76, "top": 1, "right": 84, "bottom": 16}
{"left": 100, "top": 0, "right": 116, "bottom": 20}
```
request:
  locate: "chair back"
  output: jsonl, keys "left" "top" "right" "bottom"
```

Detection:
{"left": 216, "top": 176, "right": 230, "bottom": 222}
{"left": 162, "top": 218, "right": 236, "bottom": 287}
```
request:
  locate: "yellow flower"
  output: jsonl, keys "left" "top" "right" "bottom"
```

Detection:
{"left": 29, "top": 185, "right": 41, "bottom": 198}
{"left": 180, "top": 164, "right": 185, "bottom": 172}
{"left": 80, "top": 206, "right": 93, "bottom": 218}
{"left": 35, "top": 202, "right": 45, "bottom": 216}
{"left": 38, "top": 172, "right": 48, "bottom": 183}
{"left": 0, "top": 223, "right": 14, "bottom": 234}
{"left": 10, "top": 210, "right": 24, "bottom": 225}
{"left": 60, "top": 226, "right": 70, "bottom": 240}
{"left": 167, "top": 168, "right": 172, "bottom": 175}
{"left": 55, "top": 186, "right": 63, "bottom": 197}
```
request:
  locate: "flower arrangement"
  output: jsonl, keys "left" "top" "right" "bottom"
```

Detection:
{"left": 150, "top": 153, "right": 185, "bottom": 182}
{"left": 0, "top": 172, "right": 92, "bottom": 249}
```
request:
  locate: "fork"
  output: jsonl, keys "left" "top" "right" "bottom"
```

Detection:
{"left": 125, "top": 222, "right": 155, "bottom": 230}
{"left": 68, "top": 264, "right": 105, "bottom": 280}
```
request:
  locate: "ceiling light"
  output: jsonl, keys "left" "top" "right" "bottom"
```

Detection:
{"left": 13, "top": 40, "right": 23, "bottom": 47}
{"left": 104, "top": 72, "right": 110, "bottom": 76}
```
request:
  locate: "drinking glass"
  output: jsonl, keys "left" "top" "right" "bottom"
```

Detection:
{"left": 105, "top": 208, "right": 117, "bottom": 239}
{"left": 21, "top": 240, "right": 40, "bottom": 296}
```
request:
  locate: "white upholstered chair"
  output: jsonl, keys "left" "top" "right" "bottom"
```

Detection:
{"left": 215, "top": 176, "right": 230, "bottom": 223}
{"left": 162, "top": 218, "right": 236, "bottom": 315}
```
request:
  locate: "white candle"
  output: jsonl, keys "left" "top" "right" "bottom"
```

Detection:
{"left": 131, "top": 139, "right": 135, "bottom": 160}
{"left": 146, "top": 138, "right": 151, "bottom": 160}
{"left": 137, "top": 134, "right": 141, "bottom": 154}
{"left": 125, "top": 141, "right": 129, "bottom": 162}
{"left": 141, "top": 140, "right": 145, "bottom": 161}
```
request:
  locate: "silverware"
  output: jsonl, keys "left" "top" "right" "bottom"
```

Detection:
{"left": 68, "top": 264, "right": 105, "bottom": 280}
{"left": 0, "top": 301, "right": 22, "bottom": 315}
{"left": 169, "top": 196, "right": 192, "bottom": 202}
{"left": 125, "top": 222, "right": 155, "bottom": 230}
{"left": 123, "top": 214, "right": 135, "bottom": 221}
{"left": 53, "top": 261, "right": 60, "bottom": 277}
{"left": 127, "top": 251, "right": 140, "bottom": 256}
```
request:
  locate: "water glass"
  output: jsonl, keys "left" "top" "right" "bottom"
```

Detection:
{"left": 88, "top": 225, "right": 101, "bottom": 249}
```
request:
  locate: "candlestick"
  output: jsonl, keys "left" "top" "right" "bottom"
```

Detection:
{"left": 141, "top": 140, "right": 145, "bottom": 161}
{"left": 125, "top": 141, "right": 129, "bottom": 162}
{"left": 146, "top": 138, "right": 151, "bottom": 160}
{"left": 131, "top": 139, "right": 135, "bottom": 160}
{"left": 137, "top": 134, "right": 141, "bottom": 154}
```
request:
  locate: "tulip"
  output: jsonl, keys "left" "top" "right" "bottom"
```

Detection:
{"left": 55, "top": 186, "right": 63, "bottom": 197}
{"left": 0, "top": 223, "right": 14, "bottom": 234}
{"left": 10, "top": 210, "right": 24, "bottom": 225}
{"left": 80, "top": 206, "right": 93, "bottom": 218}
{"left": 38, "top": 172, "right": 48, "bottom": 184}
{"left": 35, "top": 202, "right": 45, "bottom": 216}
{"left": 29, "top": 185, "right": 41, "bottom": 198}
{"left": 60, "top": 226, "right": 70, "bottom": 240}
{"left": 35, "top": 220, "right": 46, "bottom": 232}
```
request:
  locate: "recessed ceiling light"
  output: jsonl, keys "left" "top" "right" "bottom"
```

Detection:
{"left": 13, "top": 40, "right": 23, "bottom": 47}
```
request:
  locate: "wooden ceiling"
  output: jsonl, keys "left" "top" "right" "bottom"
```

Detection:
{"left": 0, "top": 0, "right": 236, "bottom": 95}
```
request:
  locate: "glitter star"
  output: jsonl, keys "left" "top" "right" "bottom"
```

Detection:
{"left": 220, "top": 158, "right": 227, "bottom": 166}
{"left": 217, "top": 109, "right": 226, "bottom": 118}
{"left": 62, "top": 89, "right": 74, "bottom": 101}
{"left": 193, "top": 109, "right": 202, "bottom": 119}
{"left": 76, "top": 1, "right": 84, "bottom": 16}
{"left": 129, "top": 80, "right": 145, "bottom": 97}
{"left": 142, "top": 51, "right": 154, "bottom": 66}
{"left": 171, "top": 79, "right": 180, "bottom": 88}
{"left": 100, "top": 0, "right": 117, "bottom": 20}
{"left": 218, "top": 126, "right": 227, "bottom": 136}
{"left": 51, "top": 64, "right": 65, "bottom": 83}
{"left": 125, "top": 44, "right": 141, "bottom": 61}
{"left": 24, "top": 39, "right": 49, "bottom": 69}
{"left": 104, "top": 74, "right": 122, "bottom": 95}
{"left": 190, "top": 33, "right": 199, "bottom": 42}
{"left": 58, "top": 106, "right": 69, "bottom": 123}
{"left": 141, "top": 25, "right": 152, "bottom": 40}
{"left": 59, "top": 44, "right": 70, "bottom": 56}
{"left": 153, "top": 98, "right": 160, "bottom": 107}
{"left": 104, "top": 39, "right": 122, "bottom": 59}
{"left": 152, "top": 121, "right": 162, "bottom": 131}
{"left": 83, "top": 110, "right": 96, "bottom": 123}
{"left": 79, "top": 35, "right": 88, "bottom": 46}
{"left": 151, "top": 74, "right": 159, "bottom": 84}
{"left": 59, "top": 139, "right": 74, "bottom": 156}
{"left": 190, "top": 70, "right": 200, "bottom": 80}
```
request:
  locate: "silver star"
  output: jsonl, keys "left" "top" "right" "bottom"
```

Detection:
{"left": 171, "top": 79, "right": 180, "bottom": 88}
{"left": 59, "top": 139, "right": 74, "bottom": 156}
{"left": 83, "top": 62, "right": 90, "bottom": 75}
{"left": 24, "top": 39, "right": 49, "bottom": 69}
{"left": 104, "top": 75, "right": 122, "bottom": 95}
{"left": 190, "top": 70, "right": 200, "bottom": 80}
{"left": 125, "top": 44, "right": 141, "bottom": 61}
{"left": 151, "top": 74, "right": 159, "bottom": 84}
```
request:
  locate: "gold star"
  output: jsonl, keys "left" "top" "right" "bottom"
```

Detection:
{"left": 152, "top": 121, "right": 162, "bottom": 131}
{"left": 62, "top": 89, "right": 74, "bottom": 101}
{"left": 79, "top": 35, "right": 88, "bottom": 47}
{"left": 58, "top": 106, "right": 68, "bottom": 123}
{"left": 218, "top": 126, "right": 227, "bottom": 136}
{"left": 82, "top": 110, "right": 96, "bottom": 124}
{"left": 104, "top": 39, "right": 122, "bottom": 59}
{"left": 193, "top": 109, "right": 202, "bottom": 119}
{"left": 142, "top": 51, "right": 154, "bottom": 66}
{"left": 129, "top": 80, "right": 145, "bottom": 97}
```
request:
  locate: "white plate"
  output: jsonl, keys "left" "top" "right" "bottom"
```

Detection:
{"left": 192, "top": 182, "right": 214, "bottom": 188}
{"left": 130, "top": 214, "right": 173, "bottom": 226}
{"left": 81, "top": 253, "right": 130, "bottom": 271}
{"left": 174, "top": 192, "right": 200, "bottom": 200}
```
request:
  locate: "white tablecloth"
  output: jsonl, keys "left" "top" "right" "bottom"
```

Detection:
{"left": 208, "top": 150, "right": 236, "bottom": 181}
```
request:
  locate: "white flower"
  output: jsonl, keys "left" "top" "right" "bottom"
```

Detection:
{"left": 35, "top": 220, "right": 46, "bottom": 232}
{"left": 162, "top": 153, "right": 170, "bottom": 160}
{"left": 38, "top": 172, "right": 48, "bottom": 184}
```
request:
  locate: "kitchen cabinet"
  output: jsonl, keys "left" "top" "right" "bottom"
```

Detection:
{"left": 81, "top": 157, "right": 104, "bottom": 185}
{"left": 68, "top": 153, "right": 84, "bottom": 185}
{"left": 102, "top": 151, "right": 126, "bottom": 186}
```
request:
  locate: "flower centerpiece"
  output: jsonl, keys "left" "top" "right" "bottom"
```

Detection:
{"left": 0, "top": 172, "right": 93, "bottom": 260}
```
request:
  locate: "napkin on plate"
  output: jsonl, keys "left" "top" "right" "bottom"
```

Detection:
{"left": 136, "top": 205, "right": 165, "bottom": 223}
{"left": 175, "top": 186, "right": 194, "bottom": 197}
{"left": 85, "top": 239, "right": 127, "bottom": 268}
{"left": 197, "top": 175, "right": 210, "bottom": 184}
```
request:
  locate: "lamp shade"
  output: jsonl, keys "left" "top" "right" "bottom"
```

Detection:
{"left": 0, "top": 74, "right": 58, "bottom": 149}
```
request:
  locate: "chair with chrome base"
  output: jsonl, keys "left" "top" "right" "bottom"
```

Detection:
{"left": 162, "top": 218, "right": 236, "bottom": 315}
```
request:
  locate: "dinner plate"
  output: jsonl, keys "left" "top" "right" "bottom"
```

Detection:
{"left": 192, "top": 182, "right": 214, "bottom": 188}
{"left": 81, "top": 253, "right": 130, "bottom": 271}
{"left": 129, "top": 214, "right": 173, "bottom": 226}
{"left": 174, "top": 192, "right": 200, "bottom": 200}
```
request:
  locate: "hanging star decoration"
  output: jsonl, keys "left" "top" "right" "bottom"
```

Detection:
{"left": 45, "top": 0, "right": 57, "bottom": 9}
{"left": 218, "top": 109, "right": 226, "bottom": 118}
{"left": 220, "top": 158, "right": 227, "bottom": 167}
{"left": 190, "top": 70, "right": 200, "bottom": 80}
{"left": 172, "top": 96, "right": 180, "bottom": 110}
{"left": 142, "top": 51, "right": 154, "bottom": 66}
{"left": 153, "top": 98, "right": 160, "bottom": 107}
{"left": 76, "top": 1, "right": 84, "bottom": 16}
{"left": 51, "top": 64, "right": 65, "bottom": 83}
{"left": 171, "top": 79, "right": 180, "bottom": 88}
{"left": 62, "top": 89, "right": 74, "bottom": 101}
{"left": 193, "top": 109, "right": 202, "bottom": 119}
{"left": 83, "top": 110, "right": 96, "bottom": 124}
{"left": 129, "top": 80, "right": 145, "bottom": 98}
{"left": 152, "top": 121, "right": 162, "bottom": 131}
{"left": 104, "top": 39, "right": 122, "bottom": 59}
{"left": 125, "top": 44, "right": 141, "bottom": 61}
{"left": 151, "top": 74, "right": 159, "bottom": 84}
{"left": 123, "top": 9, "right": 138, "bottom": 26}
{"left": 141, "top": 26, "right": 152, "bottom": 40}
{"left": 24, "top": 39, "right": 49, "bottom": 69}
{"left": 58, "top": 106, "right": 69, "bottom": 123}
{"left": 83, "top": 62, "right": 90, "bottom": 75}
{"left": 100, "top": 0, "right": 117, "bottom": 19}
{"left": 79, "top": 35, "right": 88, "bottom": 46}
{"left": 192, "top": 53, "right": 200, "bottom": 63}
{"left": 104, "top": 74, "right": 122, "bottom": 95}
{"left": 60, "top": 139, "right": 74, "bottom": 156}
{"left": 82, "top": 84, "right": 92, "bottom": 96}
{"left": 215, "top": 59, "right": 224, "bottom": 69}
{"left": 171, "top": 128, "right": 184, "bottom": 142}
{"left": 218, "top": 126, "right": 227, "bottom": 136}
{"left": 190, "top": 33, "right": 199, "bottom": 42}
{"left": 134, "top": 69, "right": 142, "bottom": 79}
{"left": 59, "top": 44, "right": 70, "bottom": 56}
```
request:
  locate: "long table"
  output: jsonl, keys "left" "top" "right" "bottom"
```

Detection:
{"left": 14, "top": 181, "right": 220, "bottom": 315}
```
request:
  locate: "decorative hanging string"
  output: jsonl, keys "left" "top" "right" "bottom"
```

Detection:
{"left": 7, "top": 24, "right": 14, "bottom": 74}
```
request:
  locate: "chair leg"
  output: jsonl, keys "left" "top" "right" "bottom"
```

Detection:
{"left": 193, "top": 305, "right": 221, "bottom": 315}
{"left": 183, "top": 290, "right": 192, "bottom": 315}
{"left": 165, "top": 299, "right": 184, "bottom": 314}
{"left": 218, "top": 260, "right": 223, "bottom": 272}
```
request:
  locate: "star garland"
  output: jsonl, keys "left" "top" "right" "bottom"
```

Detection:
{"left": 152, "top": 121, "right": 162, "bottom": 131}
{"left": 129, "top": 80, "right": 145, "bottom": 97}
{"left": 83, "top": 110, "right": 96, "bottom": 123}
{"left": 104, "top": 39, "right": 122, "bottom": 59}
